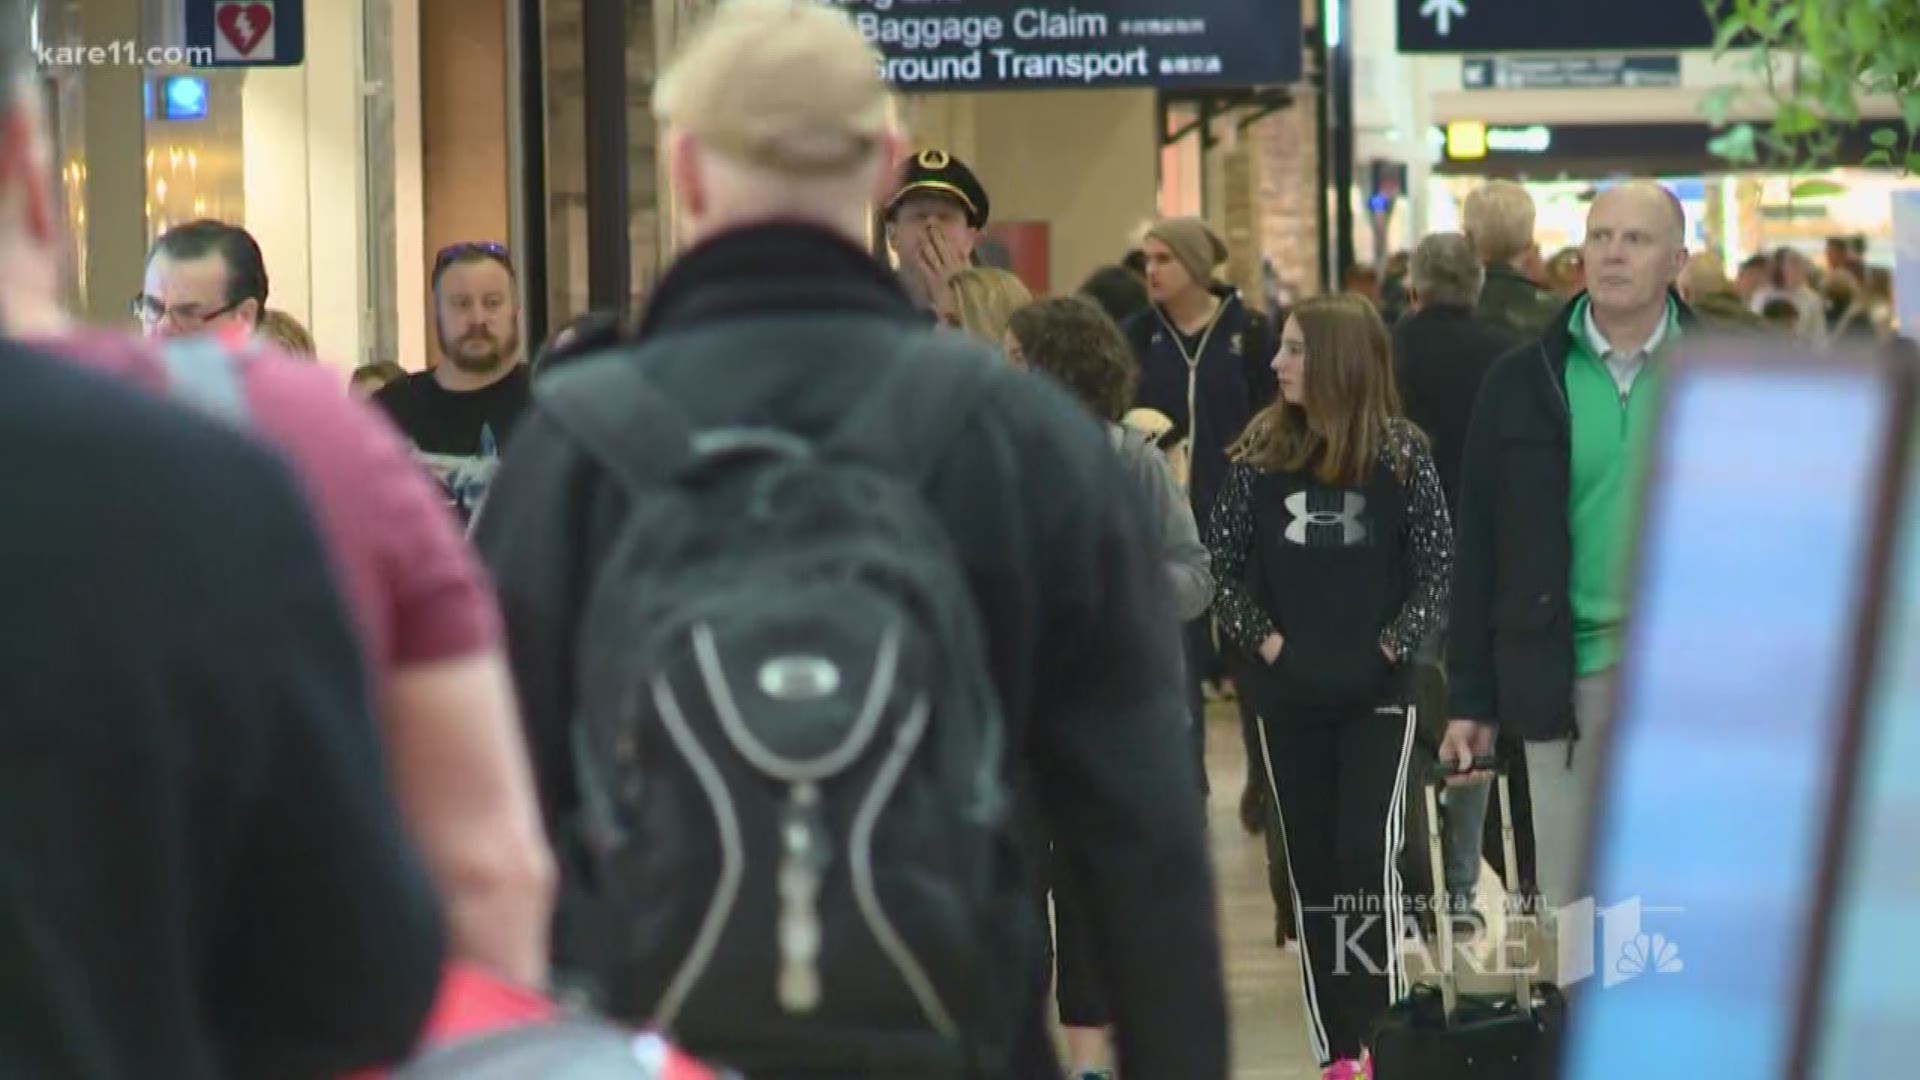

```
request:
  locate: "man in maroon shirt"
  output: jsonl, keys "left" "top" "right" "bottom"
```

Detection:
{"left": 28, "top": 219, "right": 556, "bottom": 989}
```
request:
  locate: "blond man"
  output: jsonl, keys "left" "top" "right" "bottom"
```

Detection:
{"left": 475, "top": 3, "right": 1226, "bottom": 1077}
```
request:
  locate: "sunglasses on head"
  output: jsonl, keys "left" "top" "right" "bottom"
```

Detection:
{"left": 433, "top": 241, "right": 514, "bottom": 280}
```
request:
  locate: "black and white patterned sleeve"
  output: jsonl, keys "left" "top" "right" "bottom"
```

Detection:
{"left": 1383, "top": 424, "right": 1452, "bottom": 659}
{"left": 1204, "top": 462, "right": 1277, "bottom": 655}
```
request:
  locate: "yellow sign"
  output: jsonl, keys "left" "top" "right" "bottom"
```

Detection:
{"left": 1446, "top": 121, "right": 1488, "bottom": 161}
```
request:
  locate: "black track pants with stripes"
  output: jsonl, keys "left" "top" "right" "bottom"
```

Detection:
{"left": 1249, "top": 693, "right": 1415, "bottom": 1065}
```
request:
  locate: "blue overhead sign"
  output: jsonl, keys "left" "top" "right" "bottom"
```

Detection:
{"left": 185, "top": 0, "right": 305, "bottom": 68}
{"left": 830, "top": 0, "right": 1301, "bottom": 92}
{"left": 1398, "top": 0, "right": 1712, "bottom": 54}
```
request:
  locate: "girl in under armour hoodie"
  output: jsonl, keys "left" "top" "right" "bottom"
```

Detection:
{"left": 1205, "top": 293, "right": 1451, "bottom": 1080}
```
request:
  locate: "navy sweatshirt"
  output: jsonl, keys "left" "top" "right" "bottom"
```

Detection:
{"left": 1125, "top": 288, "right": 1277, "bottom": 524}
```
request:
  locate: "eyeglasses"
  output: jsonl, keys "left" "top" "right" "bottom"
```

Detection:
{"left": 130, "top": 294, "right": 244, "bottom": 327}
{"left": 433, "top": 241, "right": 515, "bottom": 283}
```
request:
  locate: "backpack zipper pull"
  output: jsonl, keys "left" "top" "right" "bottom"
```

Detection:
{"left": 777, "top": 782, "right": 826, "bottom": 1014}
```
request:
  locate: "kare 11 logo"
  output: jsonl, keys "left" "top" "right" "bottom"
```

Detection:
{"left": 1557, "top": 895, "right": 1686, "bottom": 989}
{"left": 1319, "top": 892, "right": 1687, "bottom": 991}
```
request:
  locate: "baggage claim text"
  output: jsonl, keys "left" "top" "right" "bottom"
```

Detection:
{"left": 840, "top": 4, "right": 1152, "bottom": 85}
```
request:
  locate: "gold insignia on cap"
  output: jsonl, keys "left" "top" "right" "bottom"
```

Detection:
{"left": 917, "top": 149, "right": 951, "bottom": 169}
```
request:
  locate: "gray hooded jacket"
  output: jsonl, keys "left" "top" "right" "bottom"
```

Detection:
{"left": 1111, "top": 423, "right": 1214, "bottom": 620}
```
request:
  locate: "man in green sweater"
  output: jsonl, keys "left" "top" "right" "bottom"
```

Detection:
{"left": 1442, "top": 181, "right": 1693, "bottom": 936}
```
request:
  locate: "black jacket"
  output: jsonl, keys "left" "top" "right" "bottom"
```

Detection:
{"left": 1447, "top": 294, "right": 1699, "bottom": 741}
{"left": 1, "top": 341, "right": 444, "bottom": 1079}
{"left": 1475, "top": 264, "right": 1563, "bottom": 342}
{"left": 1392, "top": 304, "right": 1525, "bottom": 512}
{"left": 473, "top": 223, "right": 1226, "bottom": 1079}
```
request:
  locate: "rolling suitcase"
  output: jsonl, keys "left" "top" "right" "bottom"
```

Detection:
{"left": 1368, "top": 763, "right": 1564, "bottom": 1079}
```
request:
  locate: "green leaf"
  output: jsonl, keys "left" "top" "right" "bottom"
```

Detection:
{"left": 1757, "top": 126, "right": 1799, "bottom": 163}
{"left": 1844, "top": 6, "right": 1879, "bottom": 53}
{"left": 1889, "top": 37, "right": 1920, "bottom": 84}
{"left": 1773, "top": 2, "right": 1799, "bottom": 34}
{"left": 1873, "top": 126, "right": 1903, "bottom": 148}
{"left": 1709, "top": 124, "right": 1760, "bottom": 164}
{"left": 1863, "top": 149, "right": 1894, "bottom": 168}
{"left": 1860, "top": 59, "right": 1895, "bottom": 91}
{"left": 1777, "top": 103, "right": 1821, "bottom": 136}
{"left": 1903, "top": 91, "right": 1920, "bottom": 132}
{"left": 1802, "top": 0, "right": 1827, "bottom": 53}
{"left": 1712, "top": 7, "right": 1758, "bottom": 52}
{"left": 1790, "top": 178, "right": 1846, "bottom": 199}
{"left": 1907, "top": 150, "right": 1920, "bottom": 175}
{"left": 1815, "top": 72, "right": 1861, "bottom": 121}
{"left": 1703, "top": 86, "right": 1738, "bottom": 125}
{"left": 1713, "top": 15, "right": 1746, "bottom": 54}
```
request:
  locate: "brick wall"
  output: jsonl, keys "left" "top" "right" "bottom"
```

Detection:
{"left": 1251, "top": 91, "right": 1322, "bottom": 310}
{"left": 1248, "top": 0, "right": 1323, "bottom": 308}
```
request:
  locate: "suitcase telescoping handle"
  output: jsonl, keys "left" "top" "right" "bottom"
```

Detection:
{"left": 1428, "top": 755, "right": 1499, "bottom": 781}
{"left": 1421, "top": 760, "right": 1535, "bottom": 1021}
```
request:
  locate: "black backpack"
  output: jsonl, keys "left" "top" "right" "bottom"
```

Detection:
{"left": 539, "top": 331, "right": 1031, "bottom": 1077}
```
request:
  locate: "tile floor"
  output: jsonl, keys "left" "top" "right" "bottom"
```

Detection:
{"left": 1204, "top": 705, "right": 1325, "bottom": 1080}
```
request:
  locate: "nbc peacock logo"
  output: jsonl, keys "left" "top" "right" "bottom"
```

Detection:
{"left": 1555, "top": 895, "right": 1687, "bottom": 989}
{"left": 1615, "top": 932, "right": 1685, "bottom": 978}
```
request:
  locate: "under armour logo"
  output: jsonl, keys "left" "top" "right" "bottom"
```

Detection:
{"left": 1283, "top": 491, "right": 1369, "bottom": 546}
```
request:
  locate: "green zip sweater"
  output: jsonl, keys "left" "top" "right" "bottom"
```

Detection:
{"left": 1566, "top": 297, "right": 1677, "bottom": 675}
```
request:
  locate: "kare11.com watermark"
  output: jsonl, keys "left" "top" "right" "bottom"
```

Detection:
{"left": 1312, "top": 893, "right": 1686, "bottom": 991}
{"left": 38, "top": 41, "right": 214, "bottom": 69}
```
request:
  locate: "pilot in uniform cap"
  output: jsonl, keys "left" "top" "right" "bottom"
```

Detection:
{"left": 885, "top": 148, "right": 991, "bottom": 230}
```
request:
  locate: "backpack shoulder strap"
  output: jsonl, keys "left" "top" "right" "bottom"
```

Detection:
{"left": 157, "top": 336, "right": 252, "bottom": 425}
{"left": 540, "top": 328, "right": 997, "bottom": 496}
{"left": 825, "top": 328, "right": 997, "bottom": 485}
{"left": 535, "top": 347, "right": 694, "bottom": 497}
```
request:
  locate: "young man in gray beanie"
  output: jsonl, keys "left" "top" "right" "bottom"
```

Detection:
{"left": 1123, "top": 217, "right": 1277, "bottom": 801}
{"left": 1143, "top": 217, "right": 1229, "bottom": 299}
{"left": 1127, "top": 216, "right": 1275, "bottom": 556}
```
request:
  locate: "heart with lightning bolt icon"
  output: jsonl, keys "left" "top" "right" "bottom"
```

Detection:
{"left": 215, "top": 2, "right": 274, "bottom": 60}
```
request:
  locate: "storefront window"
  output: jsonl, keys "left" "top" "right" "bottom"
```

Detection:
{"left": 43, "top": 0, "right": 393, "bottom": 369}
{"left": 1427, "top": 175, "right": 1712, "bottom": 263}
{"left": 1744, "top": 171, "right": 1920, "bottom": 266}
{"left": 143, "top": 72, "right": 245, "bottom": 243}
{"left": 1428, "top": 169, "right": 1919, "bottom": 275}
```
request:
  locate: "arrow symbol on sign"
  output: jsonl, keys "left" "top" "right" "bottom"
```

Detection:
{"left": 1419, "top": 0, "right": 1467, "bottom": 36}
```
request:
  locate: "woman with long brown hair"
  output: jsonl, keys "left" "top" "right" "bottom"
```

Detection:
{"left": 1206, "top": 293, "right": 1451, "bottom": 1080}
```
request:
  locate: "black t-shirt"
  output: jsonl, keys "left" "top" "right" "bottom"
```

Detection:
{"left": 375, "top": 365, "right": 531, "bottom": 523}
{"left": 0, "top": 340, "right": 444, "bottom": 1079}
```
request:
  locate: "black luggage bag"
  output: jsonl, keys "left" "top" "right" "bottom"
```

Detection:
{"left": 1369, "top": 764, "right": 1565, "bottom": 1079}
